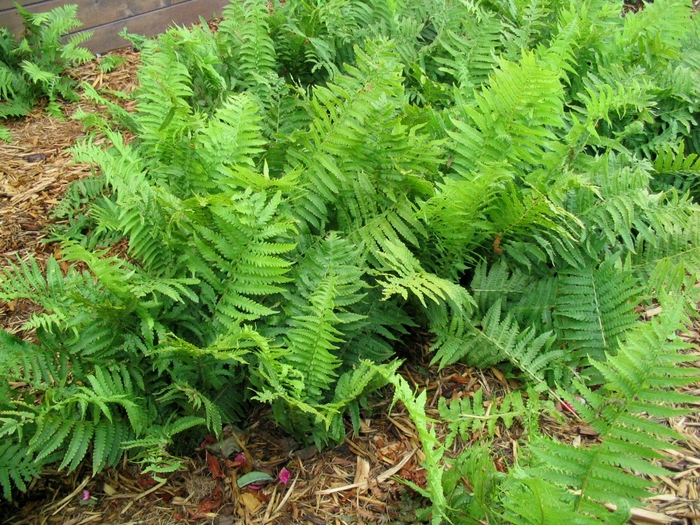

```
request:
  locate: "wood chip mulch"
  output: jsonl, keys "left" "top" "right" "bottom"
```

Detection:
{"left": 0, "top": 46, "right": 698, "bottom": 525}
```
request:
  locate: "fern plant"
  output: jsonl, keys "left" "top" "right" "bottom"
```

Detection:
{"left": 2, "top": 0, "right": 700, "bottom": 511}
{"left": 394, "top": 295, "right": 698, "bottom": 524}
{"left": 0, "top": 3, "right": 93, "bottom": 123}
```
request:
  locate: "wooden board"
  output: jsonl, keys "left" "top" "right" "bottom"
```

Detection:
{"left": 0, "top": 0, "right": 39, "bottom": 13}
{"left": 0, "top": 0, "right": 191, "bottom": 14}
{"left": 1, "top": 1, "right": 173, "bottom": 36}
{"left": 0, "top": 0, "right": 229, "bottom": 54}
{"left": 81, "top": 0, "right": 229, "bottom": 54}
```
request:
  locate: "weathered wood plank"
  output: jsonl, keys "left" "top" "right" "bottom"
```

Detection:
{"left": 0, "top": 0, "right": 228, "bottom": 54}
{"left": 0, "top": 0, "right": 40, "bottom": 13}
{"left": 1, "top": 0, "right": 175, "bottom": 37}
{"left": 75, "top": 0, "right": 229, "bottom": 54}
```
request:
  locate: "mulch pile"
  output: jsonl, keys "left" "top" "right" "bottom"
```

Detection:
{"left": 0, "top": 44, "right": 698, "bottom": 525}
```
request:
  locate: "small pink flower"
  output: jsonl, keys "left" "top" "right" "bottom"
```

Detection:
{"left": 234, "top": 453, "right": 246, "bottom": 463}
{"left": 81, "top": 490, "right": 91, "bottom": 501}
{"left": 278, "top": 467, "right": 290, "bottom": 484}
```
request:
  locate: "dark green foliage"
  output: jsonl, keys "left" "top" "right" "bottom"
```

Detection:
{"left": 0, "top": 3, "right": 93, "bottom": 125}
{"left": 1, "top": 0, "right": 699, "bottom": 515}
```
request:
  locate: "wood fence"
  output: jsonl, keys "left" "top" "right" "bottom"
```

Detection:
{"left": 0, "top": 0, "right": 230, "bottom": 54}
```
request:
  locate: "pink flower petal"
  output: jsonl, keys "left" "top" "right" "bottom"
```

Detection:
{"left": 234, "top": 453, "right": 246, "bottom": 463}
{"left": 278, "top": 467, "right": 290, "bottom": 484}
{"left": 560, "top": 400, "right": 576, "bottom": 414}
{"left": 81, "top": 490, "right": 91, "bottom": 501}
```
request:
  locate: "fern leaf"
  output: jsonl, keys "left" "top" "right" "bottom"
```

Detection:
{"left": 283, "top": 234, "right": 366, "bottom": 402}
{"left": 219, "top": 0, "right": 278, "bottom": 97}
{"left": 194, "top": 93, "right": 267, "bottom": 188}
{"left": 470, "top": 260, "right": 531, "bottom": 314}
{"left": 376, "top": 240, "right": 474, "bottom": 312}
{"left": 382, "top": 371, "right": 447, "bottom": 525}
{"left": 430, "top": 299, "right": 560, "bottom": 383}
{"left": 449, "top": 51, "right": 565, "bottom": 173}
{"left": 439, "top": 388, "right": 526, "bottom": 448}
{"left": 180, "top": 190, "right": 296, "bottom": 328}
{"left": 554, "top": 254, "right": 641, "bottom": 362}
{"left": 0, "top": 442, "right": 43, "bottom": 500}
{"left": 530, "top": 296, "right": 699, "bottom": 515}
{"left": 432, "top": 9, "right": 502, "bottom": 93}
{"left": 58, "top": 421, "right": 94, "bottom": 473}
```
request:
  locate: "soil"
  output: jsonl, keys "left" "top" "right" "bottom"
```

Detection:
{"left": 0, "top": 41, "right": 699, "bottom": 525}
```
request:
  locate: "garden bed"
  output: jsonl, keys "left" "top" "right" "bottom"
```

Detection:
{"left": 0, "top": 52, "right": 699, "bottom": 525}
{"left": 2, "top": 2, "right": 700, "bottom": 524}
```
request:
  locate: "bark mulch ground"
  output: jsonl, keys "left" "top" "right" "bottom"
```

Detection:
{"left": 0, "top": 47, "right": 698, "bottom": 525}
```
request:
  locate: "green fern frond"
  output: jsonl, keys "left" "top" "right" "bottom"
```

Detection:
{"left": 335, "top": 292, "right": 412, "bottom": 369}
{"left": 470, "top": 260, "right": 531, "bottom": 315}
{"left": 194, "top": 94, "right": 267, "bottom": 188}
{"left": 529, "top": 296, "right": 699, "bottom": 516}
{"left": 3, "top": 3, "right": 93, "bottom": 119}
{"left": 449, "top": 51, "right": 565, "bottom": 173}
{"left": 554, "top": 254, "right": 641, "bottom": 363}
{"left": 651, "top": 142, "right": 700, "bottom": 196}
{"left": 438, "top": 387, "right": 526, "bottom": 448}
{"left": 574, "top": 71, "right": 655, "bottom": 148}
{"left": 51, "top": 174, "right": 109, "bottom": 221}
{"left": 440, "top": 443, "right": 508, "bottom": 524}
{"left": 503, "top": 473, "right": 614, "bottom": 525}
{"left": 134, "top": 43, "right": 195, "bottom": 160}
{"left": 0, "top": 126, "right": 12, "bottom": 142}
{"left": 382, "top": 371, "right": 447, "bottom": 525}
{"left": 468, "top": 258, "right": 558, "bottom": 330}
{"left": 186, "top": 190, "right": 296, "bottom": 328}
{"left": 573, "top": 154, "right": 652, "bottom": 253}
{"left": 219, "top": 0, "right": 278, "bottom": 101}
{"left": 489, "top": 185, "right": 584, "bottom": 269}
{"left": 0, "top": 364, "right": 147, "bottom": 486}
{"left": 430, "top": 299, "right": 560, "bottom": 382}
{"left": 16, "top": 4, "right": 83, "bottom": 39}
{"left": 92, "top": 418, "right": 131, "bottom": 475}
{"left": 57, "top": 420, "right": 94, "bottom": 472}
{"left": 84, "top": 366, "right": 148, "bottom": 434}
{"left": 156, "top": 383, "right": 223, "bottom": 434}
{"left": 376, "top": 240, "right": 474, "bottom": 312}
{"left": 0, "top": 441, "right": 45, "bottom": 500}
{"left": 76, "top": 82, "right": 137, "bottom": 132}
{"left": 431, "top": 8, "right": 502, "bottom": 93}
{"left": 122, "top": 416, "right": 205, "bottom": 481}
{"left": 0, "top": 255, "right": 71, "bottom": 310}
{"left": 0, "top": 330, "right": 70, "bottom": 387}
{"left": 419, "top": 170, "right": 503, "bottom": 278}
{"left": 616, "top": 0, "right": 694, "bottom": 71}
{"left": 511, "top": 274, "right": 558, "bottom": 329}
{"left": 630, "top": 206, "right": 700, "bottom": 296}
{"left": 339, "top": 173, "right": 427, "bottom": 257}
{"left": 283, "top": 233, "right": 366, "bottom": 402}
{"left": 286, "top": 39, "right": 406, "bottom": 226}
{"left": 323, "top": 359, "right": 402, "bottom": 444}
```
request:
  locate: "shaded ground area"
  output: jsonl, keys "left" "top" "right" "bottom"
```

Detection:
{"left": 0, "top": 45, "right": 699, "bottom": 525}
